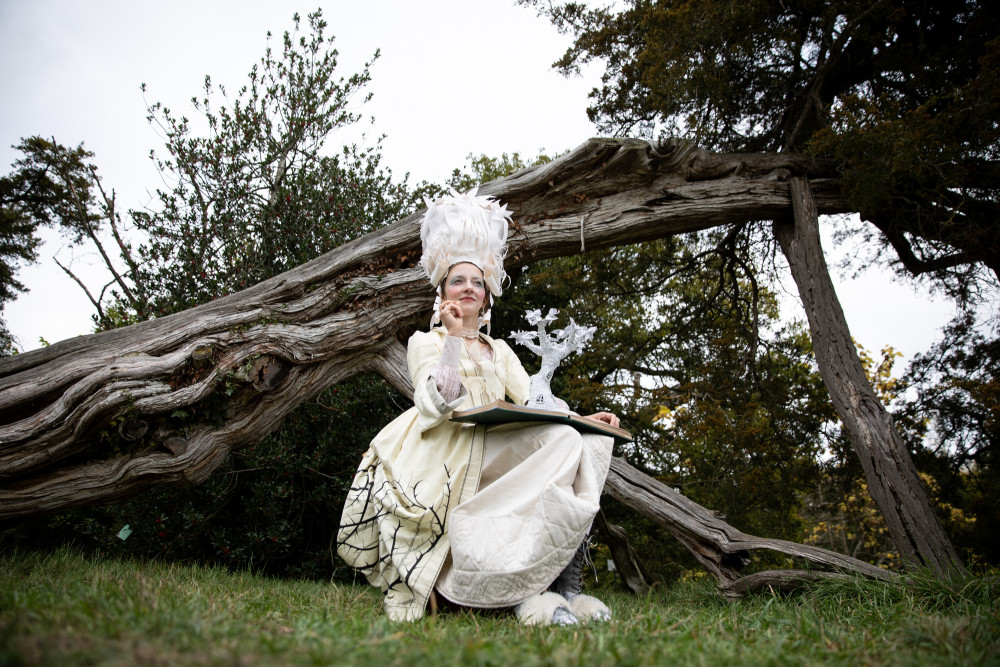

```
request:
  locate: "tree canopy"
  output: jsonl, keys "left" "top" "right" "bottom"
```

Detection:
{"left": 524, "top": 0, "right": 999, "bottom": 293}
{"left": 518, "top": 0, "right": 997, "bottom": 573}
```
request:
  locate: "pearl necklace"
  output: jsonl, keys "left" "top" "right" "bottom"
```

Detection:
{"left": 459, "top": 327, "right": 481, "bottom": 339}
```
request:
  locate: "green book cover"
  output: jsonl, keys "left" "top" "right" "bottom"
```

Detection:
{"left": 451, "top": 399, "right": 632, "bottom": 444}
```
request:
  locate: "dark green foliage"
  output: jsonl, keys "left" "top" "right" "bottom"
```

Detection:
{"left": 532, "top": 0, "right": 996, "bottom": 152}
{"left": 525, "top": 0, "right": 1000, "bottom": 296}
{"left": 900, "top": 314, "right": 1000, "bottom": 563}
{"left": 124, "top": 10, "right": 410, "bottom": 322}
{"left": 0, "top": 137, "right": 108, "bottom": 352}
{"left": 0, "top": 147, "right": 47, "bottom": 306}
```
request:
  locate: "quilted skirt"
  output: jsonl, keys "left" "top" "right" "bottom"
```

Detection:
{"left": 435, "top": 422, "right": 613, "bottom": 608}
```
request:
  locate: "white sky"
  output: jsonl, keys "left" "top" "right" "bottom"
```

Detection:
{"left": 0, "top": 0, "right": 956, "bottom": 367}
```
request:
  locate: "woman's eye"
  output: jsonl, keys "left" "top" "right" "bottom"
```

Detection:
{"left": 448, "top": 276, "right": 483, "bottom": 288}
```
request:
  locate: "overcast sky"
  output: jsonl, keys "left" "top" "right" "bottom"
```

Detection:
{"left": 0, "top": 0, "right": 957, "bottom": 366}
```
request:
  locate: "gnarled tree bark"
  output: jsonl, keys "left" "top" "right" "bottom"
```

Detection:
{"left": 773, "top": 178, "right": 964, "bottom": 576}
{"left": 0, "top": 138, "right": 956, "bottom": 584}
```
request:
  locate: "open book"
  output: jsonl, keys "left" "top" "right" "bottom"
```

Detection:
{"left": 451, "top": 399, "right": 632, "bottom": 444}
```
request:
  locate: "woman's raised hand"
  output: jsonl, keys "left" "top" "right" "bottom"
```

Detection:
{"left": 439, "top": 299, "right": 465, "bottom": 335}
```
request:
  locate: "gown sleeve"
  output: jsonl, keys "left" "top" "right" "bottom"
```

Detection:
{"left": 408, "top": 330, "right": 469, "bottom": 434}
{"left": 431, "top": 335, "right": 464, "bottom": 404}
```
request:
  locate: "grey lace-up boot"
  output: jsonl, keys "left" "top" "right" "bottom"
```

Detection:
{"left": 549, "top": 536, "right": 611, "bottom": 622}
{"left": 549, "top": 538, "right": 588, "bottom": 600}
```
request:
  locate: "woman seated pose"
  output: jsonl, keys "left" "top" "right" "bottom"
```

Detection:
{"left": 337, "top": 191, "right": 619, "bottom": 624}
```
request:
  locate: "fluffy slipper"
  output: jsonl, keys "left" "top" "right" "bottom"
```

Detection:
{"left": 514, "top": 592, "right": 579, "bottom": 626}
{"left": 568, "top": 593, "right": 611, "bottom": 622}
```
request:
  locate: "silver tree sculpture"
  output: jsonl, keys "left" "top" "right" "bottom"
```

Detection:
{"left": 510, "top": 308, "right": 597, "bottom": 412}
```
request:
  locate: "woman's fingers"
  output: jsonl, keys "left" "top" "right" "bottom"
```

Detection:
{"left": 439, "top": 300, "right": 464, "bottom": 329}
{"left": 599, "top": 412, "right": 620, "bottom": 427}
{"left": 585, "top": 412, "right": 620, "bottom": 427}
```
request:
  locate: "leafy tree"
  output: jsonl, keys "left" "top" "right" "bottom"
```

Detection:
{"left": 0, "top": 137, "right": 124, "bottom": 352}
{"left": 93, "top": 10, "right": 413, "bottom": 576}
{"left": 4, "top": 11, "right": 414, "bottom": 331}
{"left": 521, "top": 0, "right": 995, "bottom": 574}
{"left": 1, "top": 12, "right": 411, "bottom": 332}
{"left": 115, "top": 11, "right": 410, "bottom": 322}
{"left": 899, "top": 314, "right": 1000, "bottom": 562}
{"left": 522, "top": 0, "right": 999, "bottom": 296}
{"left": 2, "top": 10, "right": 420, "bottom": 578}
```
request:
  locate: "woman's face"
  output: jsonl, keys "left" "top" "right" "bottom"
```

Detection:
{"left": 443, "top": 262, "right": 487, "bottom": 318}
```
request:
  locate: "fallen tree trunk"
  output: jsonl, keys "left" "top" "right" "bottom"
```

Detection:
{"left": 0, "top": 137, "right": 951, "bottom": 588}
{"left": 0, "top": 137, "right": 847, "bottom": 517}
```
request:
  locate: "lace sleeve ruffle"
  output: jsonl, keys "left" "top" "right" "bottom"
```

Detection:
{"left": 432, "top": 335, "right": 464, "bottom": 403}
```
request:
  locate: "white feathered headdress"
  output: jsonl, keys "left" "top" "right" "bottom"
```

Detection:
{"left": 419, "top": 189, "right": 511, "bottom": 297}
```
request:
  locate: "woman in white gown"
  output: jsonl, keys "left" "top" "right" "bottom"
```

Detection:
{"left": 337, "top": 191, "right": 618, "bottom": 624}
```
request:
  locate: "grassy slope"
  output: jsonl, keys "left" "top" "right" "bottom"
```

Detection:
{"left": 1, "top": 548, "right": 997, "bottom": 666}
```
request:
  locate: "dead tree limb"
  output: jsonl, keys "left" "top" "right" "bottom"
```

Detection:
{"left": 594, "top": 509, "right": 653, "bottom": 594}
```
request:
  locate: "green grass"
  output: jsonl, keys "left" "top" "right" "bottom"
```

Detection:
{"left": 1, "top": 548, "right": 997, "bottom": 666}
